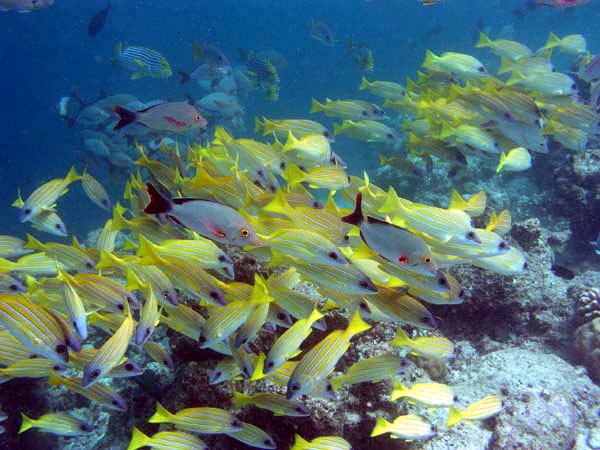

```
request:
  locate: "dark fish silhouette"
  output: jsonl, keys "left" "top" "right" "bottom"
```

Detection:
{"left": 88, "top": 1, "right": 111, "bottom": 38}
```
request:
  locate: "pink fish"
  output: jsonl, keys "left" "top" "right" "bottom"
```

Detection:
{"left": 113, "top": 102, "right": 207, "bottom": 133}
{"left": 535, "top": 0, "right": 591, "bottom": 7}
{"left": 0, "top": 0, "right": 53, "bottom": 13}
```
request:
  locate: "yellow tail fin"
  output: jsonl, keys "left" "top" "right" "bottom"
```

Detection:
{"left": 24, "top": 234, "right": 45, "bottom": 251}
{"left": 346, "top": 310, "right": 371, "bottom": 336}
{"left": 370, "top": 416, "right": 391, "bottom": 437}
{"left": 310, "top": 98, "right": 325, "bottom": 114}
{"left": 359, "top": 76, "right": 371, "bottom": 90}
{"left": 496, "top": 152, "right": 507, "bottom": 173}
{"left": 543, "top": 32, "right": 561, "bottom": 50}
{"left": 126, "top": 427, "right": 151, "bottom": 450}
{"left": 18, "top": 413, "right": 34, "bottom": 434}
{"left": 422, "top": 49, "right": 438, "bottom": 68}
{"left": 475, "top": 32, "right": 492, "bottom": 48}
{"left": 446, "top": 405, "right": 464, "bottom": 428}
{"left": 390, "top": 326, "right": 412, "bottom": 347}
{"left": 290, "top": 434, "right": 310, "bottom": 450}
{"left": 148, "top": 402, "right": 173, "bottom": 423}
{"left": 233, "top": 391, "right": 251, "bottom": 409}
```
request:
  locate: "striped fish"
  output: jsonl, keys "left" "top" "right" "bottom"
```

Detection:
{"left": 287, "top": 311, "right": 371, "bottom": 400}
{"left": 485, "top": 210, "right": 512, "bottom": 235}
{"left": 370, "top": 414, "right": 437, "bottom": 440}
{"left": 114, "top": 42, "right": 172, "bottom": 80}
{"left": 447, "top": 395, "right": 503, "bottom": 427}
{"left": 0, "top": 253, "right": 58, "bottom": 277}
{"left": 0, "top": 235, "right": 31, "bottom": 259}
{"left": 391, "top": 327, "right": 455, "bottom": 360}
{"left": 268, "top": 287, "right": 323, "bottom": 329}
{"left": 294, "top": 260, "right": 377, "bottom": 295}
{"left": 27, "top": 210, "right": 68, "bottom": 237}
{"left": 0, "top": 330, "right": 36, "bottom": 364}
{"left": 284, "top": 163, "right": 350, "bottom": 191}
{"left": 209, "top": 357, "right": 242, "bottom": 385}
{"left": 107, "top": 359, "right": 145, "bottom": 379}
{"left": 18, "top": 167, "right": 80, "bottom": 223}
{"left": 391, "top": 381, "right": 455, "bottom": 406}
{"left": 225, "top": 421, "right": 276, "bottom": 449}
{"left": 264, "top": 309, "right": 323, "bottom": 374}
{"left": 82, "top": 172, "right": 112, "bottom": 212}
{"left": 246, "top": 51, "right": 279, "bottom": 83}
{"left": 234, "top": 302, "right": 270, "bottom": 349}
{"left": 135, "top": 287, "right": 160, "bottom": 345}
{"left": 148, "top": 402, "right": 242, "bottom": 434}
{"left": 263, "top": 229, "right": 347, "bottom": 266}
{"left": 364, "top": 283, "right": 436, "bottom": 329}
{"left": 112, "top": 205, "right": 186, "bottom": 244}
{"left": 291, "top": 434, "right": 352, "bottom": 450}
{"left": 475, "top": 32, "right": 532, "bottom": 61}
{"left": 47, "top": 372, "right": 128, "bottom": 411}
{"left": 0, "top": 294, "right": 69, "bottom": 363}
{"left": 82, "top": 301, "right": 134, "bottom": 387}
{"left": 255, "top": 117, "right": 333, "bottom": 143}
{"left": 19, "top": 413, "right": 92, "bottom": 436}
{"left": 424, "top": 228, "right": 509, "bottom": 259}
{"left": 95, "top": 219, "right": 119, "bottom": 252}
{"left": 234, "top": 391, "right": 310, "bottom": 417}
{"left": 0, "top": 273, "right": 26, "bottom": 293}
{"left": 24, "top": 234, "right": 96, "bottom": 273}
{"left": 143, "top": 342, "right": 175, "bottom": 371}
{"left": 330, "top": 353, "right": 413, "bottom": 392}
{"left": 281, "top": 131, "right": 331, "bottom": 164}
{"left": 161, "top": 304, "right": 204, "bottom": 340}
{"left": 136, "top": 236, "right": 234, "bottom": 280}
{"left": 0, "top": 358, "right": 67, "bottom": 383}
{"left": 65, "top": 273, "right": 138, "bottom": 313}
{"left": 408, "top": 272, "right": 465, "bottom": 305}
{"left": 472, "top": 246, "right": 528, "bottom": 276}
{"left": 57, "top": 269, "right": 87, "bottom": 339}
{"left": 127, "top": 427, "right": 209, "bottom": 450}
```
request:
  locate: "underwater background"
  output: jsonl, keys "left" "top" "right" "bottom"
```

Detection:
{"left": 1, "top": 0, "right": 600, "bottom": 449}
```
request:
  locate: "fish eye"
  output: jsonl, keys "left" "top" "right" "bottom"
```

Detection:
{"left": 398, "top": 255, "right": 409, "bottom": 265}
{"left": 420, "top": 316, "right": 431, "bottom": 324}
{"left": 218, "top": 254, "right": 227, "bottom": 262}
{"left": 195, "top": 114, "right": 201, "bottom": 120}
{"left": 9, "top": 284, "right": 19, "bottom": 291}
{"left": 571, "top": 83, "right": 577, "bottom": 90}
{"left": 362, "top": 110, "right": 368, "bottom": 116}
{"left": 422, "top": 255, "right": 432, "bottom": 264}
{"left": 290, "top": 383, "right": 300, "bottom": 391}
{"left": 438, "top": 276, "right": 448, "bottom": 286}
{"left": 145, "top": 328, "right": 151, "bottom": 336}
{"left": 125, "top": 363, "right": 134, "bottom": 371}
{"left": 118, "top": 304, "right": 124, "bottom": 311}
{"left": 499, "top": 241, "right": 507, "bottom": 250}
{"left": 312, "top": 201, "right": 320, "bottom": 209}
{"left": 466, "top": 231, "right": 476, "bottom": 240}
{"left": 24, "top": 208, "right": 31, "bottom": 214}
{"left": 458, "top": 289, "right": 466, "bottom": 298}
{"left": 523, "top": 262, "right": 529, "bottom": 270}
{"left": 326, "top": 383, "right": 333, "bottom": 392}
{"left": 80, "top": 424, "right": 92, "bottom": 432}
{"left": 328, "top": 251, "right": 339, "bottom": 260}
{"left": 90, "top": 369, "right": 101, "bottom": 379}
{"left": 267, "top": 361, "right": 275, "bottom": 368}
{"left": 198, "top": 335, "right": 207, "bottom": 344}
{"left": 86, "top": 262, "right": 94, "bottom": 269}
{"left": 209, "top": 291, "right": 220, "bottom": 300}
{"left": 323, "top": 131, "right": 330, "bottom": 138}
{"left": 111, "top": 399, "right": 119, "bottom": 406}
{"left": 265, "top": 439, "right": 275, "bottom": 446}
{"left": 431, "top": 424, "right": 439, "bottom": 433}
{"left": 214, "top": 371, "right": 222, "bottom": 378}
{"left": 240, "top": 227, "right": 250, "bottom": 238}
{"left": 359, "top": 280, "right": 369, "bottom": 288}
{"left": 359, "top": 301, "right": 369, "bottom": 311}
{"left": 56, "top": 344, "right": 67, "bottom": 354}
{"left": 231, "top": 419, "right": 242, "bottom": 428}
{"left": 53, "top": 364, "right": 63, "bottom": 371}
{"left": 344, "top": 235, "right": 350, "bottom": 242}
{"left": 280, "top": 161, "right": 286, "bottom": 170}
{"left": 453, "top": 395, "right": 459, "bottom": 402}
{"left": 400, "top": 359, "right": 408, "bottom": 367}
{"left": 478, "top": 66, "right": 486, "bottom": 72}
{"left": 387, "top": 133, "right": 394, "bottom": 139}
{"left": 254, "top": 180, "right": 262, "bottom": 187}
{"left": 55, "top": 224, "right": 62, "bottom": 229}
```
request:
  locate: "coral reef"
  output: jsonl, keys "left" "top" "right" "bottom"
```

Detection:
{"left": 574, "top": 318, "right": 600, "bottom": 383}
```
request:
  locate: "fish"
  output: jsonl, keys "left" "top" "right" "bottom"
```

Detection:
{"left": 81, "top": 171, "right": 112, "bottom": 211}
{"left": 294, "top": 260, "right": 377, "bottom": 295}
{"left": 448, "top": 191, "right": 487, "bottom": 218}
{"left": 19, "top": 412, "right": 92, "bottom": 436}
{"left": 113, "top": 102, "right": 207, "bottom": 133}
{"left": 334, "top": 120, "right": 397, "bottom": 144}
{"left": 440, "top": 122, "right": 500, "bottom": 154}
{"left": 18, "top": 166, "right": 80, "bottom": 223}
{"left": 57, "top": 268, "right": 88, "bottom": 340}
{"left": 291, "top": 434, "right": 352, "bottom": 450}
{"left": 310, "top": 98, "right": 383, "bottom": 120}
{"left": 343, "top": 193, "right": 437, "bottom": 275}
{"left": 0, "top": 0, "right": 54, "bottom": 13}
{"left": 310, "top": 19, "right": 335, "bottom": 46}
{"left": 24, "top": 234, "right": 96, "bottom": 273}
{"left": 472, "top": 246, "right": 528, "bottom": 275}
{"left": 475, "top": 32, "right": 532, "bottom": 61}
{"left": 148, "top": 402, "right": 242, "bottom": 434}
{"left": 88, "top": 1, "right": 111, "bottom": 37}
{"left": 347, "top": 38, "right": 375, "bottom": 72}
{"left": 0, "top": 273, "right": 26, "bottom": 293}
{"left": 391, "top": 327, "right": 455, "bottom": 360}
{"left": 135, "top": 287, "right": 160, "bottom": 345}
{"left": 281, "top": 131, "right": 331, "bottom": 164}
{"left": 225, "top": 421, "right": 276, "bottom": 449}
{"left": 370, "top": 415, "right": 437, "bottom": 440}
{"left": 127, "top": 427, "right": 209, "bottom": 450}
{"left": 234, "top": 391, "right": 310, "bottom": 417}
{"left": 264, "top": 309, "right": 323, "bottom": 374}
{"left": 496, "top": 147, "right": 532, "bottom": 173}
{"left": 13, "top": 194, "right": 68, "bottom": 237}
{"left": 287, "top": 311, "right": 371, "bottom": 400}
{"left": 0, "top": 253, "right": 58, "bottom": 277}
{"left": 144, "top": 183, "right": 260, "bottom": 246}
{"left": 446, "top": 395, "right": 503, "bottom": 427}
{"left": 360, "top": 77, "right": 405, "bottom": 100}
{"left": 542, "top": 32, "right": 587, "bottom": 55}
{"left": 82, "top": 301, "right": 134, "bottom": 387}
{"left": 506, "top": 70, "right": 577, "bottom": 96}
{"left": 391, "top": 381, "right": 456, "bottom": 406}
{"left": 0, "top": 358, "right": 67, "bottom": 383}
{"left": 143, "top": 341, "right": 175, "bottom": 370}
{"left": 262, "top": 229, "right": 348, "bottom": 266}
{"left": 0, "top": 295, "right": 69, "bottom": 363}
{"left": 0, "top": 235, "right": 31, "bottom": 259}
{"left": 330, "top": 353, "right": 414, "bottom": 391}
{"left": 209, "top": 357, "right": 242, "bottom": 384}
{"left": 423, "top": 50, "right": 488, "bottom": 80}
{"left": 47, "top": 372, "right": 128, "bottom": 411}
{"left": 283, "top": 163, "right": 350, "bottom": 191}
{"left": 256, "top": 117, "right": 334, "bottom": 143}
{"left": 113, "top": 42, "right": 172, "bottom": 80}
{"left": 194, "top": 41, "right": 230, "bottom": 67}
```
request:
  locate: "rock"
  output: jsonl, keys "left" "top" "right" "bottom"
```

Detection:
{"left": 510, "top": 218, "right": 542, "bottom": 252}
{"left": 571, "top": 287, "right": 600, "bottom": 326}
{"left": 574, "top": 318, "right": 600, "bottom": 382}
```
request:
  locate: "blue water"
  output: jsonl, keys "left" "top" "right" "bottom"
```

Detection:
{"left": 0, "top": 0, "right": 599, "bottom": 238}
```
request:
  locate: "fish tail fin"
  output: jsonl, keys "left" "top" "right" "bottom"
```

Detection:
{"left": 377, "top": 187, "right": 401, "bottom": 216}
{"left": 439, "top": 121, "right": 454, "bottom": 140}
{"left": 254, "top": 116, "right": 264, "bottom": 133}
{"left": 497, "top": 57, "right": 514, "bottom": 75}
{"left": 346, "top": 310, "right": 371, "bottom": 336}
{"left": 446, "top": 406, "right": 464, "bottom": 428}
{"left": 448, "top": 190, "right": 466, "bottom": 210}
{"left": 143, "top": 183, "right": 172, "bottom": 215}
{"left": 65, "top": 166, "right": 82, "bottom": 184}
{"left": 359, "top": 76, "right": 371, "bottom": 90}
{"left": 263, "top": 188, "right": 293, "bottom": 215}
{"left": 0, "top": 258, "right": 17, "bottom": 274}
{"left": 506, "top": 70, "right": 525, "bottom": 87}
{"left": 282, "top": 163, "right": 307, "bottom": 187}
{"left": 24, "top": 234, "right": 45, "bottom": 251}
{"left": 496, "top": 152, "right": 507, "bottom": 173}
{"left": 112, "top": 41, "right": 122, "bottom": 65}
{"left": 137, "top": 235, "right": 166, "bottom": 266}
{"left": 370, "top": 417, "right": 392, "bottom": 437}
{"left": 333, "top": 122, "right": 343, "bottom": 136}
{"left": 97, "top": 249, "right": 122, "bottom": 270}
{"left": 390, "top": 326, "right": 411, "bottom": 347}
{"left": 213, "top": 127, "right": 233, "bottom": 146}
{"left": 233, "top": 391, "right": 251, "bottom": 408}
{"left": 47, "top": 371, "right": 63, "bottom": 387}
{"left": 148, "top": 402, "right": 173, "bottom": 423}
{"left": 307, "top": 308, "right": 324, "bottom": 326}
{"left": 261, "top": 117, "right": 276, "bottom": 136}
{"left": 475, "top": 31, "right": 492, "bottom": 48}
{"left": 281, "top": 130, "right": 300, "bottom": 153}
{"left": 341, "top": 193, "right": 364, "bottom": 226}
{"left": 466, "top": 191, "right": 486, "bottom": 217}
{"left": 330, "top": 375, "right": 346, "bottom": 392}
{"left": 310, "top": 98, "right": 325, "bottom": 113}
{"left": 290, "top": 434, "right": 310, "bottom": 450}
{"left": 12, "top": 189, "right": 24, "bottom": 208}
{"left": 111, "top": 202, "right": 129, "bottom": 232}
{"left": 390, "top": 381, "right": 408, "bottom": 401}
{"left": 178, "top": 70, "right": 190, "bottom": 84}
{"left": 18, "top": 413, "right": 34, "bottom": 434}
{"left": 422, "top": 49, "right": 438, "bottom": 68}
{"left": 127, "top": 427, "right": 150, "bottom": 450}
{"left": 544, "top": 32, "right": 560, "bottom": 50}
{"left": 112, "top": 105, "right": 137, "bottom": 131}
